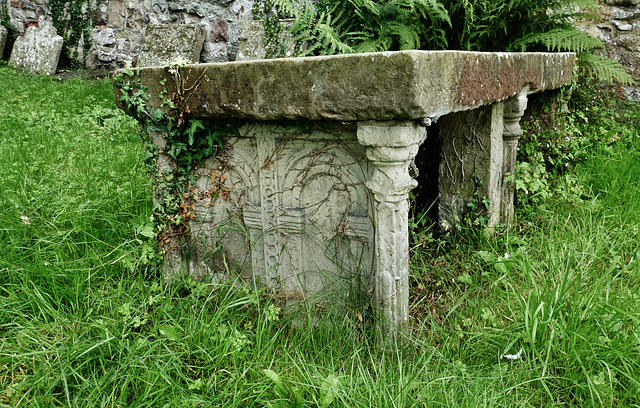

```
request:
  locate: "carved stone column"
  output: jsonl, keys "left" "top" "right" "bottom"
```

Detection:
{"left": 500, "top": 94, "right": 527, "bottom": 225}
{"left": 357, "top": 121, "right": 426, "bottom": 344}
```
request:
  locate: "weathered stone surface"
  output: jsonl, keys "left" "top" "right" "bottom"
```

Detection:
{"left": 92, "top": 0, "right": 250, "bottom": 67}
{"left": 236, "top": 18, "right": 266, "bottom": 60}
{"left": 438, "top": 104, "right": 504, "bottom": 229}
{"left": 137, "top": 24, "right": 205, "bottom": 67}
{"left": 9, "top": 23, "right": 63, "bottom": 75}
{"left": 438, "top": 92, "right": 528, "bottom": 229}
{"left": 167, "top": 122, "right": 375, "bottom": 304}
{"left": 605, "top": 0, "right": 640, "bottom": 5}
{"left": 116, "top": 50, "right": 575, "bottom": 340}
{"left": 117, "top": 50, "right": 575, "bottom": 121}
{"left": 357, "top": 121, "right": 426, "bottom": 341}
{"left": 0, "top": 26, "right": 7, "bottom": 57}
{"left": 87, "top": 27, "right": 144, "bottom": 68}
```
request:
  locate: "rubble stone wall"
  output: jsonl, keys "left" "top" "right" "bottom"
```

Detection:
{"left": 3, "top": 0, "right": 640, "bottom": 82}
{"left": 4, "top": 0, "right": 253, "bottom": 69}
{"left": 576, "top": 0, "right": 640, "bottom": 97}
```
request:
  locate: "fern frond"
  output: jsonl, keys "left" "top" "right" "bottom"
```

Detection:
{"left": 579, "top": 52, "right": 635, "bottom": 85}
{"left": 348, "top": 0, "right": 380, "bottom": 17}
{"left": 386, "top": 21, "right": 421, "bottom": 50}
{"left": 270, "top": 0, "right": 309, "bottom": 18}
{"left": 509, "top": 27, "right": 603, "bottom": 53}
{"left": 317, "top": 23, "right": 354, "bottom": 54}
{"left": 411, "top": 0, "right": 451, "bottom": 25}
{"left": 353, "top": 37, "right": 392, "bottom": 53}
{"left": 297, "top": 11, "right": 354, "bottom": 56}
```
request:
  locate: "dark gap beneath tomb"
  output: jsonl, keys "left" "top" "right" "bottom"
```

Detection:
{"left": 411, "top": 121, "right": 441, "bottom": 228}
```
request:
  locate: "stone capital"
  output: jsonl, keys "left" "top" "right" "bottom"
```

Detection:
{"left": 357, "top": 121, "right": 426, "bottom": 203}
{"left": 503, "top": 93, "right": 528, "bottom": 140}
{"left": 357, "top": 121, "right": 427, "bottom": 148}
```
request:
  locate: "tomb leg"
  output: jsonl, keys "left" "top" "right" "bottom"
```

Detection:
{"left": 357, "top": 121, "right": 426, "bottom": 344}
{"left": 438, "top": 104, "right": 504, "bottom": 229}
{"left": 501, "top": 94, "right": 528, "bottom": 225}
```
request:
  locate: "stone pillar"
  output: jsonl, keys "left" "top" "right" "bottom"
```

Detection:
{"left": 357, "top": 121, "right": 426, "bottom": 344}
{"left": 438, "top": 104, "right": 504, "bottom": 229}
{"left": 500, "top": 94, "right": 527, "bottom": 225}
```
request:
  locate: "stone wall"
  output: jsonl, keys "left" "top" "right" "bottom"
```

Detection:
{"left": 576, "top": 0, "right": 640, "bottom": 98}
{"left": 4, "top": 0, "right": 48, "bottom": 34}
{"left": 4, "top": 0, "right": 253, "bottom": 69}
{"left": 3, "top": 0, "right": 640, "bottom": 86}
{"left": 87, "top": 0, "right": 254, "bottom": 68}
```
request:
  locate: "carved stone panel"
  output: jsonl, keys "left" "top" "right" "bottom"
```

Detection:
{"left": 183, "top": 122, "right": 374, "bottom": 306}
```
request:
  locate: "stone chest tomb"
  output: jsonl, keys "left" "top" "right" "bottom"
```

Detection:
{"left": 115, "top": 50, "right": 575, "bottom": 340}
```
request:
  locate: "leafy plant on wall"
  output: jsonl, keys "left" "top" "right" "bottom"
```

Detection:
{"left": 0, "top": 0, "right": 18, "bottom": 60}
{"left": 49, "top": 0, "right": 99, "bottom": 68}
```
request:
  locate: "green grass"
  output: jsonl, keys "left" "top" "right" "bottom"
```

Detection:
{"left": 1, "top": 63, "right": 639, "bottom": 407}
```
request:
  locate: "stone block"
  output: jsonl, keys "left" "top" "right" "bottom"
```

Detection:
{"left": 137, "top": 24, "right": 204, "bottom": 67}
{"left": 438, "top": 104, "right": 504, "bottom": 229}
{"left": 86, "top": 28, "right": 144, "bottom": 68}
{"left": 9, "top": 23, "right": 63, "bottom": 75}
{"left": 116, "top": 50, "right": 575, "bottom": 122}
{"left": 0, "top": 26, "right": 7, "bottom": 57}
{"left": 236, "top": 18, "right": 266, "bottom": 60}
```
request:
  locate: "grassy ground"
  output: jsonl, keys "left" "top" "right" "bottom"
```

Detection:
{"left": 1, "top": 63, "right": 639, "bottom": 407}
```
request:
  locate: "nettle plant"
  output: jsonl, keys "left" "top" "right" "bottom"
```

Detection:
{"left": 115, "top": 59, "right": 233, "bottom": 259}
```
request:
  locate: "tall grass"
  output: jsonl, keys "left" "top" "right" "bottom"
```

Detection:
{"left": 1, "top": 63, "right": 639, "bottom": 407}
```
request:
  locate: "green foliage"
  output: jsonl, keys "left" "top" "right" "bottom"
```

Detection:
{"left": 49, "top": 0, "right": 99, "bottom": 68}
{"left": 578, "top": 52, "right": 635, "bottom": 85}
{"left": 516, "top": 71, "right": 639, "bottom": 206}
{"left": 115, "top": 62, "right": 232, "bottom": 237}
{"left": 443, "top": 0, "right": 596, "bottom": 51}
{"left": 0, "top": 0, "right": 18, "bottom": 60}
{"left": 272, "top": 0, "right": 451, "bottom": 56}
{"left": 252, "top": 0, "right": 290, "bottom": 58}
{"left": 509, "top": 27, "right": 603, "bottom": 54}
{"left": 269, "top": 0, "right": 632, "bottom": 84}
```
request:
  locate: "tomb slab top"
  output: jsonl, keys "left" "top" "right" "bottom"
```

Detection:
{"left": 115, "top": 50, "right": 575, "bottom": 121}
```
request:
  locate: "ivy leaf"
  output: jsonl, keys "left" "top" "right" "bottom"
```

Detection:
{"left": 186, "top": 119, "right": 205, "bottom": 145}
{"left": 150, "top": 109, "right": 164, "bottom": 123}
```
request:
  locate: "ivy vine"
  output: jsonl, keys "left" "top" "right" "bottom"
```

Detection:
{"left": 50, "top": 0, "right": 99, "bottom": 67}
{"left": 114, "top": 62, "right": 233, "bottom": 249}
{"left": 0, "top": 0, "right": 18, "bottom": 60}
{"left": 251, "top": 0, "right": 288, "bottom": 59}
